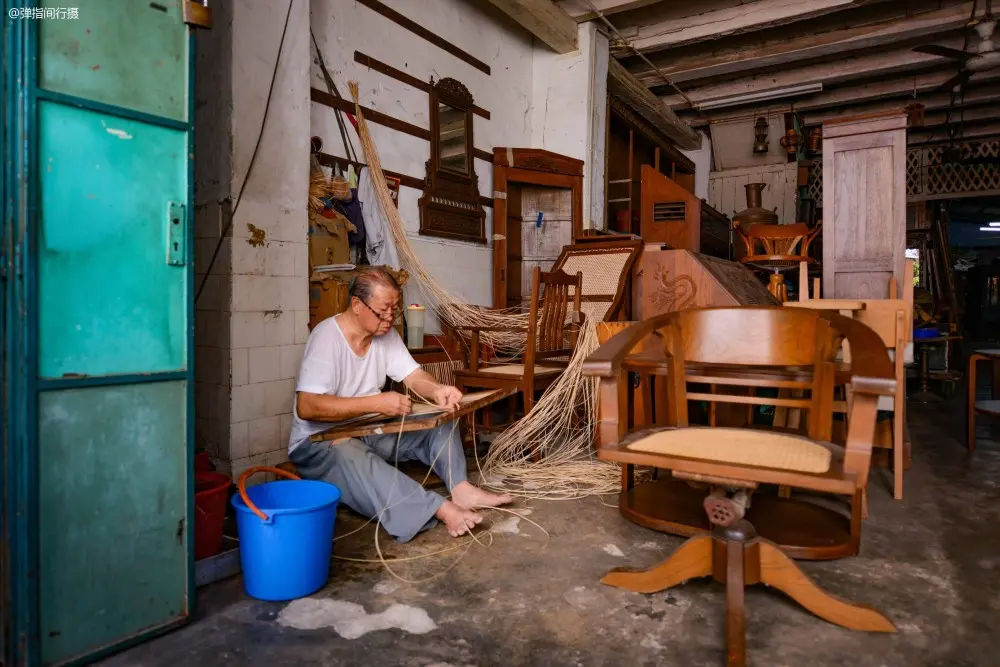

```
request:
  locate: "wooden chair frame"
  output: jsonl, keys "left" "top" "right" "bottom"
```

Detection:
{"left": 584, "top": 307, "right": 896, "bottom": 667}
{"left": 784, "top": 259, "right": 915, "bottom": 500}
{"left": 735, "top": 222, "right": 821, "bottom": 270}
{"left": 454, "top": 267, "right": 584, "bottom": 440}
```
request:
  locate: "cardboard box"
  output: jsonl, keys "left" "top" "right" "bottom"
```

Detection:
{"left": 309, "top": 210, "right": 352, "bottom": 269}
{"left": 308, "top": 266, "right": 410, "bottom": 331}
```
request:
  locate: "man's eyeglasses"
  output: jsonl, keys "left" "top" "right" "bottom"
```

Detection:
{"left": 358, "top": 298, "right": 401, "bottom": 322}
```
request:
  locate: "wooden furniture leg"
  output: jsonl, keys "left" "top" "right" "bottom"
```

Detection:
{"left": 601, "top": 521, "right": 895, "bottom": 667}
{"left": 968, "top": 353, "right": 982, "bottom": 452}
{"left": 757, "top": 540, "right": 895, "bottom": 632}
{"left": 601, "top": 533, "right": 713, "bottom": 594}
{"left": 454, "top": 377, "right": 473, "bottom": 450}
{"left": 725, "top": 532, "right": 748, "bottom": 667}
{"left": 892, "top": 323, "right": 906, "bottom": 500}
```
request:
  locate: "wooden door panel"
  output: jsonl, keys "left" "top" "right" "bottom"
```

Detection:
{"left": 822, "top": 113, "right": 907, "bottom": 300}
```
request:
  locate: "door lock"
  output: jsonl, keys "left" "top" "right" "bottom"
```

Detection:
{"left": 166, "top": 202, "right": 186, "bottom": 266}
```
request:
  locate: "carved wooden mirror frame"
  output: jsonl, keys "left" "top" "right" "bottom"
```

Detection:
{"left": 419, "top": 77, "right": 486, "bottom": 244}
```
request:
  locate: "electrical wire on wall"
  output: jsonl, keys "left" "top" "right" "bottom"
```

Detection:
{"left": 195, "top": 0, "right": 295, "bottom": 304}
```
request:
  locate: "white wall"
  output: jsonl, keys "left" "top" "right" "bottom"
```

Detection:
{"left": 529, "top": 22, "right": 608, "bottom": 230}
{"left": 680, "top": 130, "right": 712, "bottom": 201}
{"left": 311, "top": 0, "right": 536, "bottom": 331}
{"left": 310, "top": 0, "right": 609, "bottom": 326}
{"left": 192, "top": 0, "right": 612, "bottom": 475}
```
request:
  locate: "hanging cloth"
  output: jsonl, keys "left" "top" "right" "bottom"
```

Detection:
{"left": 358, "top": 166, "right": 401, "bottom": 270}
{"left": 332, "top": 188, "right": 365, "bottom": 247}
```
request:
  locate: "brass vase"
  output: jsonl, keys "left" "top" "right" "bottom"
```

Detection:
{"left": 733, "top": 183, "right": 778, "bottom": 228}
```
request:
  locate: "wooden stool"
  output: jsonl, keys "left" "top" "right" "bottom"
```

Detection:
{"left": 968, "top": 349, "right": 1000, "bottom": 452}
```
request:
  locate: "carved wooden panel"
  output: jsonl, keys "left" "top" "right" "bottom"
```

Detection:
{"left": 635, "top": 249, "right": 778, "bottom": 319}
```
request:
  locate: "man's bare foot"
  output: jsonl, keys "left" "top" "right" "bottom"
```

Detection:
{"left": 451, "top": 481, "right": 514, "bottom": 511}
{"left": 435, "top": 500, "right": 482, "bottom": 537}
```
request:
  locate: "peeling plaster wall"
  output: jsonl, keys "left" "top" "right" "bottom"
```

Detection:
{"left": 310, "top": 0, "right": 535, "bottom": 331}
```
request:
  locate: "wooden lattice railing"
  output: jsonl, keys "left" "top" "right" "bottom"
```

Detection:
{"left": 805, "top": 138, "right": 1000, "bottom": 205}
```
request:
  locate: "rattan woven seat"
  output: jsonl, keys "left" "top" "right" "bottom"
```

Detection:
{"left": 472, "top": 363, "right": 561, "bottom": 377}
{"left": 626, "top": 427, "right": 832, "bottom": 474}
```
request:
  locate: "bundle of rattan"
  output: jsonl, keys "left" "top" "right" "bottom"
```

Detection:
{"left": 347, "top": 81, "right": 623, "bottom": 499}
{"left": 309, "top": 158, "right": 333, "bottom": 212}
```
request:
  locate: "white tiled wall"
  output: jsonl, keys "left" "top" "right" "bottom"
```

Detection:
{"left": 227, "top": 198, "right": 309, "bottom": 479}
{"left": 193, "top": 0, "right": 311, "bottom": 484}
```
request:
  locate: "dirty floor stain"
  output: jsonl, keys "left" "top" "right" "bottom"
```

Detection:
{"left": 277, "top": 598, "right": 437, "bottom": 639}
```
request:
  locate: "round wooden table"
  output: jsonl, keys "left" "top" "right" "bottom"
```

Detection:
{"left": 968, "top": 348, "right": 1000, "bottom": 452}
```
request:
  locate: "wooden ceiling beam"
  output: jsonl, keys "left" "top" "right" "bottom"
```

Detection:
{"left": 659, "top": 36, "right": 967, "bottom": 109}
{"left": 484, "top": 0, "right": 579, "bottom": 54}
{"left": 678, "top": 71, "right": 1000, "bottom": 126}
{"left": 614, "top": 0, "right": 871, "bottom": 54}
{"left": 802, "top": 84, "right": 1000, "bottom": 125}
{"left": 607, "top": 58, "right": 702, "bottom": 150}
{"left": 909, "top": 106, "right": 1000, "bottom": 131}
{"left": 554, "top": 0, "right": 661, "bottom": 22}
{"left": 908, "top": 123, "right": 1000, "bottom": 145}
{"left": 628, "top": 2, "right": 974, "bottom": 86}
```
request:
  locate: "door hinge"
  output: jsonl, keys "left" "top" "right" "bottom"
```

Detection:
{"left": 182, "top": 1, "right": 213, "bottom": 29}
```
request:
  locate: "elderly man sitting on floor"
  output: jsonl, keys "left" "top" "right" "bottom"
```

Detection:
{"left": 288, "top": 267, "right": 511, "bottom": 541}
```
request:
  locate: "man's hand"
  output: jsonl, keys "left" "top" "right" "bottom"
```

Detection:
{"left": 374, "top": 391, "right": 412, "bottom": 416}
{"left": 432, "top": 385, "right": 463, "bottom": 411}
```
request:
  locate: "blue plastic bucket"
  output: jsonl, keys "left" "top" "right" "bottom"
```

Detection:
{"left": 232, "top": 466, "right": 342, "bottom": 601}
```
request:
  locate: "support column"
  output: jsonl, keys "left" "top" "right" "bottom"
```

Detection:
{"left": 194, "top": 0, "right": 311, "bottom": 481}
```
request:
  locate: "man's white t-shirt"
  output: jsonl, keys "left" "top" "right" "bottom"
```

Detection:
{"left": 288, "top": 316, "right": 420, "bottom": 454}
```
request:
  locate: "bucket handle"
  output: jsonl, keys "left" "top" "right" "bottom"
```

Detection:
{"left": 238, "top": 466, "right": 301, "bottom": 522}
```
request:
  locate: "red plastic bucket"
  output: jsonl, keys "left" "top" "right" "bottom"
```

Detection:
{"left": 195, "top": 471, "right": 232, "bottom": 560}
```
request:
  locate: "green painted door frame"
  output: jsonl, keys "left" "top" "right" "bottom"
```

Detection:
{"left": 3, "top": 3, "right": 197, "bottom": 665}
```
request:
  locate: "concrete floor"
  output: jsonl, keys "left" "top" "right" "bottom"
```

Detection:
{"left": 101, "top": 398, "right": 1000, "bottom": 667}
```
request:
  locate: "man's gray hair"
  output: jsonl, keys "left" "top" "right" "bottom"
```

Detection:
{"left": 349, "top": 267, "right": 402, "bottom": 304}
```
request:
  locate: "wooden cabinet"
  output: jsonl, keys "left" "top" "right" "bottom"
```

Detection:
{"left": 821, "top": 111, "right": 907, "bottom": 299}
{"left": 639, "top": 166, "right": 731, "bottom": 260}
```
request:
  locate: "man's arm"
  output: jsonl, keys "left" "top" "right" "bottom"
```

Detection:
{"left": 296, "top": 391, "right": 410, "bottom": 422}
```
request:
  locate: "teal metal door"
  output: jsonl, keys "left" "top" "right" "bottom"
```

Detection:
{"left": 3, "top": 2, "right": 195, "bottom": 665}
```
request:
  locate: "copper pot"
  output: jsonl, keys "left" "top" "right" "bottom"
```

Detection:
{"left": 779, "top": 128, "right": 800, "bottom": 155}
{"left": 807, "top": 127, "right": 822, "bottom": 152}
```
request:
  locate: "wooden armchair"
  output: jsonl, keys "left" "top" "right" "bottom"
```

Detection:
{"left": 583, "top": 307, "right": 896, "bottom": 667}
{"left": 454, "top": 267, "right": 584, "bottom": 438}
{"left": 735, "top": 222, "right": 821, "bottom": 302}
